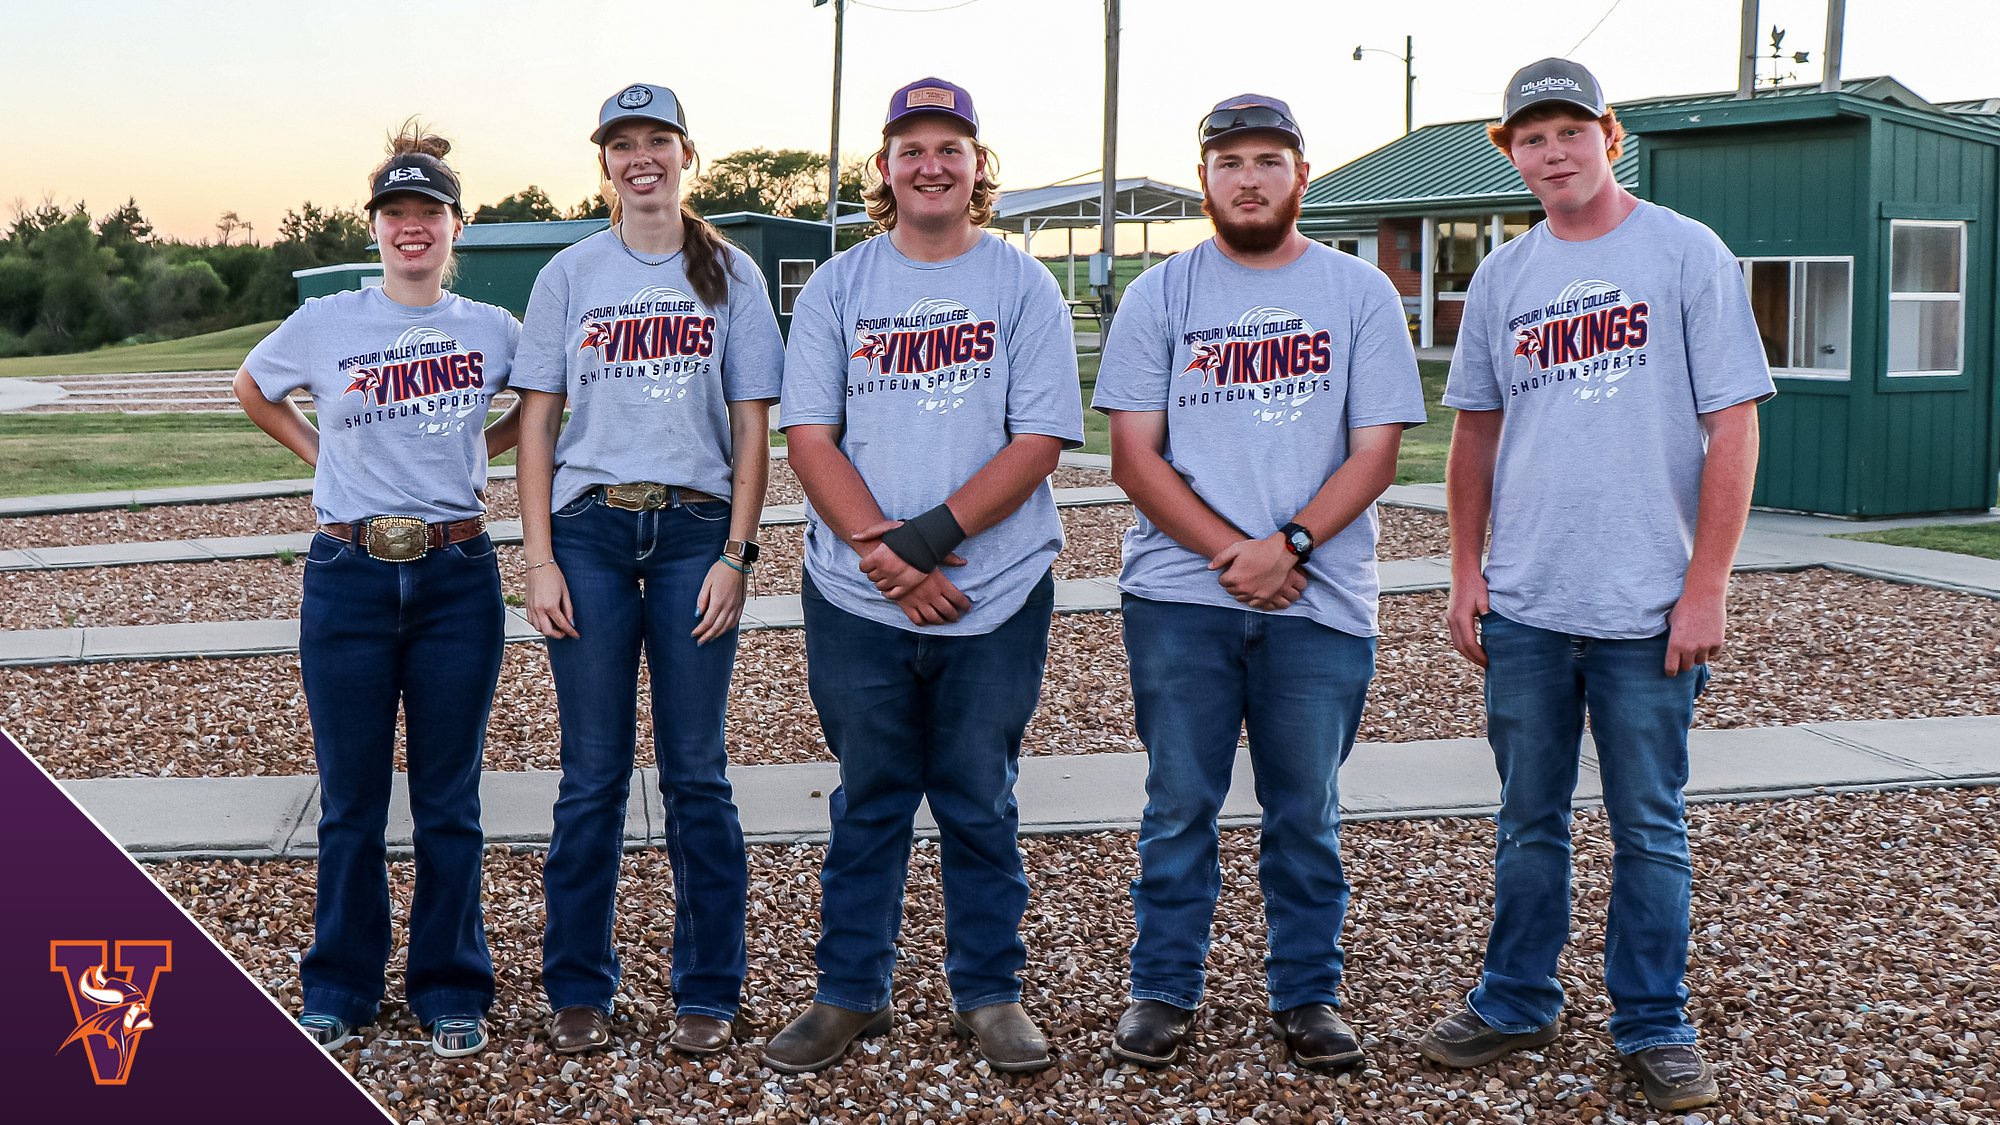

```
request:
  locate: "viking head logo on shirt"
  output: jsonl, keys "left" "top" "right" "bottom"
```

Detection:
{"left": 51, "top": 940, "right": 171, "bottom": 1086}
{"left": 577, "top": 285, "right": 716, "bottom": 402}
{"left": 1175, "top": 305, "right": 1332, "bottom": 426}
{"left": 847, "top": 298, "right": 999, "bottom": 416}
{"left": 1508, "top": 278, "right": 1650, "bottom": 401}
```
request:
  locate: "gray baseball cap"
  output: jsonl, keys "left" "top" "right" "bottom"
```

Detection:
{"left": 1501, "top": 58, "right": 1607, "bottom": 123}
{"left": 591, "top": 83, "right": 687, "bottom": 144}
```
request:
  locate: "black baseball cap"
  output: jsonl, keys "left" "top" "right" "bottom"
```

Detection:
{"left": 592, "top": 83, "right": 688, "bottom": 145}
{"left": 883, "top": 77, "right": 979, "bottom": 136}
{"left": 366, "top": 154, "right": 461, "bottom": 212}
{"left": 1199, "top": 94, "right": 1303, "bottom": 151}
{"left": 1502, "top": 58, "right": 1608, "bottom": 123}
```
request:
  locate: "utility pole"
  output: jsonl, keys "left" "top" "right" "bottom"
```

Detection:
{"left": 1096, "top": 0, "right": 1120, "bottom": 328}
{"left": 1402, "top": 35, "right": 1414, "bottom": 136}
{"left": 820, "top": 0, "right": 845, "bottom": 253}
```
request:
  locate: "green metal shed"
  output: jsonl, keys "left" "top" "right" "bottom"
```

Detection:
{"left": 1621, "top": 79, "right": 2000, "bottom": 517}
{"left": 291, "top": 262, "right": 383, "bottom": 303}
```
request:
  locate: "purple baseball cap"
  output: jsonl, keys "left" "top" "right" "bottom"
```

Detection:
{"left": 1199, "top": 94, "right": 1304, "bottom": 150}
{"left": 883, "top": 77, "right": 979, "bottom": 136}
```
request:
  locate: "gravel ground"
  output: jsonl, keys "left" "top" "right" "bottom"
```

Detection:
{"left": 149, "top": 785, "right": 2000, "bottom": 1124}
{"left": 12, "top": 570, "right": 1997, "bottom": 780}
{"left": 0, "top": 506, "right": 1451, "bottom": 629}
{"left": 0, "top": 462, "right": 1113, "bottom": 551}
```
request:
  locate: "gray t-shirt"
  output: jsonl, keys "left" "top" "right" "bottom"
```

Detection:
{"left": 1444, "top": 200, "right": 1775, "bottom": 639}
{"left": 246, "top": 286, "right": 518, "bottom": 525}
{"left": 512, "top": 230, "right": 784, "bottom": 509}
{"left": 1091, "top": 239, "right": 1427, "bottom": 637}
{"left": 781, "top": 233, "right": 1084, "bottom": 636}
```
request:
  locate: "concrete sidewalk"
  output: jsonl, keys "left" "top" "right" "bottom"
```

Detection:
{"left": 54, "top": 715, "right": 2000, "bottom": 861}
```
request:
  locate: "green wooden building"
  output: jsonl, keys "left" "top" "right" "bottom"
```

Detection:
{"left": 1303, "top": 77, "right": 2000, "bottom": 517}
{"left": 304, "top": 212, "right": 833, "bottom": 337}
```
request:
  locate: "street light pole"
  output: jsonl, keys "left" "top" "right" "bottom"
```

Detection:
{"left": 1352, "top": 37, "right": 1416, "bottom": 135}
{"left": 819, "top": 0, "right": 845, "bottom": 254}
{"left": 1097, "top": 0, "right": 1120, "bottom": 327}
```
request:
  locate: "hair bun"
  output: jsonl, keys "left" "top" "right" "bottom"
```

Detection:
{"left": 387, "top": 116, "right": 451, "bottom": 159}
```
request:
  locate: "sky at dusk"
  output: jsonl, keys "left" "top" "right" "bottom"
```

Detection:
{"left": 4, "top": 0, "right": 1996, "bottom": 251}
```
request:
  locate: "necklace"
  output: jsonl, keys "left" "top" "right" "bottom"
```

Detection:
{"left": 613, "top": 222, "right": 682, "bottom": 267}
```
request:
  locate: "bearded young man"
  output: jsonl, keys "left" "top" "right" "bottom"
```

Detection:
{"left": 1090, "top": 95, "right": 1426, "bottom": 1071}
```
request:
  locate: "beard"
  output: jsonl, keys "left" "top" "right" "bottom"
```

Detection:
{"left": 1204, "top": 189, "right": 1301, "bottom": 254}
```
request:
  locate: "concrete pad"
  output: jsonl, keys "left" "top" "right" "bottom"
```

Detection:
{"left": 1683, "top": 725, "right": 1937, "bottom": 796}
{"left": 1381, "top": 483, "right": 1447, "bottom": 511}
{"left": 0, "top": 548, "right": 50, "bottom": 571}
{"left": 1806, "top": 716, "right": 2000, "bottom": 779}
{"left": 31, "top": 539, "right": 218, "bottom": 568}
{"left": 486, "top": 520, "right": 524, "bottom": 544}
{"left": 0, "top": 491, "right": 143, "bottom": 517}
{"left": 719, "top": 761, "right": 845, "bottom": 844}
{"left": 135, "top": 482, "right": 315, "bottom": 506}
{"left": 1055, "top": 486, "right": 1129, "bottom": 507}
{"left": 1015, "top": 750, "right": 1151, "bottom": 832}
{"left": 187, "top": 532, "right": 315, "bottom": 561}
{"left": 762, "top": 504, "right": 807, "bottom": 526}
{"left": 1810, "top": 538, "right": 2000, "bottom": 598}
{"left": 740, "top": 594, "right": 804, "bottom": 630}
{"left": 0, "top": 377, "right": 68, "bottom": 412}
{"left": 0, "top": 627, "right": 84, "bottom": 666}
{"left": 503, "top": 610, "right": 542, "bottom": 644}
{"left": 1341, "top": 738, "right": 1505, "bottom": 816}
{"left": 291, "top": 769, "right": 636, "bottom": 855}
{"left": 1061, "top": 452, "right": 1111, "bottom": 470}
{"left": 1055, "top": 576, "right": 1121, "bottom": 613}
{"left": 79, "top": 619, "right": 300, "bottom": 662}
{"left": 1380, "top": 557, "right": 1452, "bottom": 593}
{"left": 63, "top": 774, "right": 315, "bottom": 856}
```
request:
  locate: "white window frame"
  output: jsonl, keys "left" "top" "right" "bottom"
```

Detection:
{"left": 777, "top": 258, "right": 816, "bottom": 316}
{"left": 1887, "top": 220, "right": 1967, "bottom": 379}
{"left": 1737, "top": 255, "right": 1855, "bottom": 381}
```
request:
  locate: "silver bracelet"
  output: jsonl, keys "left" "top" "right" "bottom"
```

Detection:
{"left": 524, "top": 559, "right": 556, "bottom": 572}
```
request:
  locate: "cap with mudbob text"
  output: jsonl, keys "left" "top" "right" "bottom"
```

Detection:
{"left": 883, "top": 77, "right": 979, "bottom": 137}
{"left": 1199, "top": 94, "right": 1303, "bottom": 151}
{"left": 1502, "top": 58, "right": 1608, "bottom": 123}
{"left": 366, "top": 154, "right": 461, "bottom": 213}
{"left": 592, "top": 83, "right": 688, "bottom": 145}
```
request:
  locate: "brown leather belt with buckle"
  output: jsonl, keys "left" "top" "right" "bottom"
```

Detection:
{"left": 599, "top": 482, "right": 723, "bottom": 511}
{"left": 319, "top": 515, "right": 487, "bottom": 562}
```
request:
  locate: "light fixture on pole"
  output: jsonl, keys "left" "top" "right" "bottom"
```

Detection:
{"left": 1351, "top": 35, "right": 1415, "bottom": 135}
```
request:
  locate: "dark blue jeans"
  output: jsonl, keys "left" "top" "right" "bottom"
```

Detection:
{"left": 1122, "top": 595, "right": 1376, "bottom": 1012}
{"left": 1468, "top": 611, "right": 1709, "bottom": 1054}
{"left": 298, "top": 530, "right": 502, "bottom": 1028}
{"left": 540, "top": 492, "right": 747, "bottom": 1020}
{"left": 802, "top": 570, "right": 1054, "bottom": 1013}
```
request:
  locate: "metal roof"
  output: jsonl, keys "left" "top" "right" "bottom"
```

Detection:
{"left": 836, "top": 177, "right": 1203, "bottom": 229}
{"left": 1302, "top": 76, "right": 1993, "bottom": 219}
{"left": 455, "top": 218, "right": 608, "bottom": 248}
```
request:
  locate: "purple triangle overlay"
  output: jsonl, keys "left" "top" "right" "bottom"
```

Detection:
{"left": 0, "top": 727, "right": 393, "bottom": 1124}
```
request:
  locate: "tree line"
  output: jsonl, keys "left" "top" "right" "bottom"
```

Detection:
{"left": 0, "top": 149, "right": 868, "bottom": 359}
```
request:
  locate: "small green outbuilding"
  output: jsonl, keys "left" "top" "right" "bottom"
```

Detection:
{"left": 306, "top": 212, "right": 833, "bottom": 338}
{"left": 1621, "top": 78, "right": 2000, "bottom": 517}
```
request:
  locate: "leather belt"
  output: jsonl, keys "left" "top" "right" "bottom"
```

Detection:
{"left": 598, "top": 482, "right": 723, "bottom": 511}
{"left": 318, "top": 515, "right": 487, "bottom": 562}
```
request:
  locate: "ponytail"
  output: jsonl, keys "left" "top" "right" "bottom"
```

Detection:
{"left": 599, "top": 135, "right": 736, "bottom": 307}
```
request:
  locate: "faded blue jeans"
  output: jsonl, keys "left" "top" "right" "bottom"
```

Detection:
{"left": 1122, "top": 594, "right": 1377, "bottom": 1013}
{"left": 540, "top": 491, "right": 747, "bottom": 1021}
{"left": 802, "top": 570, "right": 1054, "bottom": 1013}
{"left": 1467, "top": 611, "right": 1709, "bottom": 1054}
{"left": 298, "top": 530, "right": 502, "bottom": 1028}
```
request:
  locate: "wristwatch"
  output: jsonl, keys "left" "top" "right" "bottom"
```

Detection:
{"left": 725, "top": 539, "right": 761, "bottom": 565}
{"left": 1279, "top": 522, "right": 1314, "bottom": 566}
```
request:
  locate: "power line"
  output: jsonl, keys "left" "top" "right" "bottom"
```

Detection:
{"left": 848, "top": 0, "right": 983, "bottom": 12}
{"left": 1567, "top": 0, "right": 1626, "bottom": 55}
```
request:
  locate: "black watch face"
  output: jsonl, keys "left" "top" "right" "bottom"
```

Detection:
{"left": 739, "top": 541, "right": 762, "bottom": 564}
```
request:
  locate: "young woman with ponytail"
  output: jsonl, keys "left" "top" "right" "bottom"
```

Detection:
{"left": 512, "top": 83, "right": 783, "bottom": 1059}
{"left": 233, "top": 123, "right": 520, "bottom": 1059}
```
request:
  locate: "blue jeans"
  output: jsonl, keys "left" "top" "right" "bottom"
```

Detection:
{"left": 540, "top": 492, "right": 747, "bottom": 1020}
{"left": 1468, "top": 611, "right": 1709, "bottom": 1054}
{"left": 298, "top": 530, "right": 502, "bottom": 1028}
{"left": 802, "top": 570, "right": 1054, "bottom": 1013}
{"left": 1122, "top": 595, "right": 1377, "bottom": 1012}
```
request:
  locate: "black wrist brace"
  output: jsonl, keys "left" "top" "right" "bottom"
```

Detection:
{"left": 880, "top": 503, "right": 967, "bottom": 573}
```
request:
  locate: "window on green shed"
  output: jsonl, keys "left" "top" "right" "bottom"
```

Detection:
{"left": 1887, "top": 220, "right": 1965, "bottom": 377}
{"left": 779, "top": 259, "right": 816, "bottom": 316}
{"left": 1738, "top": 257, "right": 1851, "bottom": 379}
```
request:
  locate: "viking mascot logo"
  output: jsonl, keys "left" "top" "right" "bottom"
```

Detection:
{"left": 51, "top": 940, "right": 172, "bottom": 1085}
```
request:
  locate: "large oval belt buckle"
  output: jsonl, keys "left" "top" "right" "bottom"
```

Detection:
{"left": 365, "top": 516, "right": 429, "bottom": 562}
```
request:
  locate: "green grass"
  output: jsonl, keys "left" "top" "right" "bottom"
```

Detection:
{"left": 0, "top": 322, "right": 279, "bottom": 378}
{"left": 1076, "top": 356, "right": 1448, "bottom": 482}
{"left": 1837, "top": 523, "right": 2000, "bottom": 560}
{"left": 0, "top": 412, "right": 516, "bottom": 498}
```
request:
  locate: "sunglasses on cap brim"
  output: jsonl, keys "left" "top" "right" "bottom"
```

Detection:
{"left": 1199, "top": 106, "right": 1299, "bottom": 146}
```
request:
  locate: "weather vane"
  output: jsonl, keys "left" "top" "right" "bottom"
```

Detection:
{"left": 1763, "top": 25, "right": 1811, "bottom": 89}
